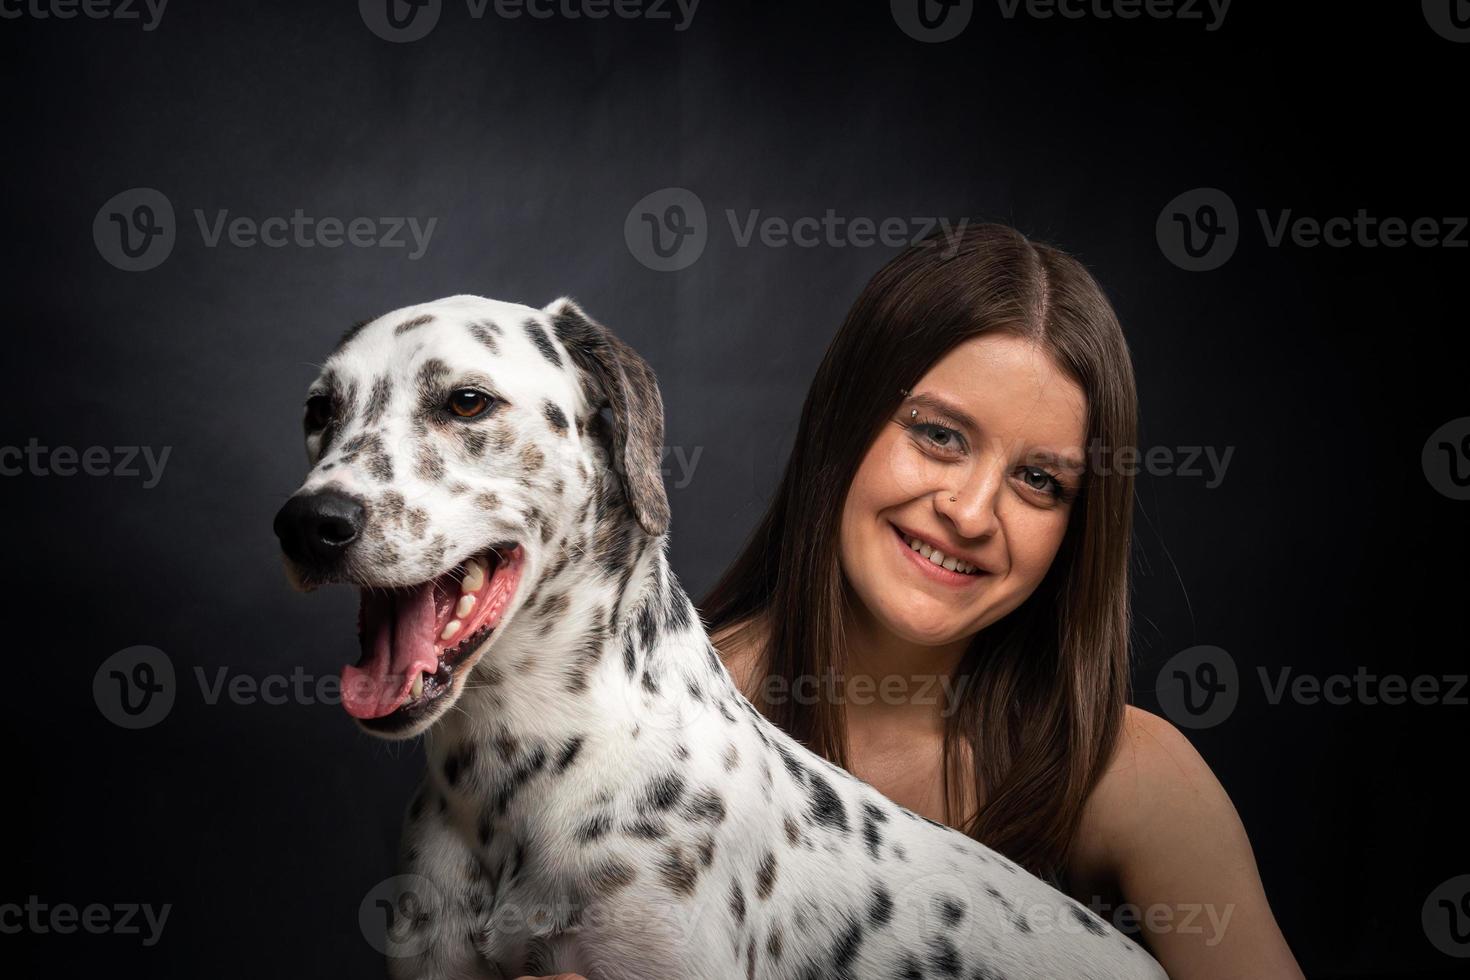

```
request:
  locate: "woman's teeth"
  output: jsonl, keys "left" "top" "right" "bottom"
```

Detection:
{"left": 904, "top": 534, "right": 980, "bottom": 575}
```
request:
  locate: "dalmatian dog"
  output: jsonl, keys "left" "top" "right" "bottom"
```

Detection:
{"left": 273, "top": 295, "right": 1169, "bottom": 980}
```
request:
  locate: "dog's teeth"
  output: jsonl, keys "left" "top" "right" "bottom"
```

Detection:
{"left": 441, "top": 620, "right": 462, "bottom": 640}
{"left": 462, "top": 561, "right": 485, "bottom": 593}
{"left": 455, "top": 594, "right": 476, "bottom": 618}
{"left": 411, "top": 673, "right": 424, "bottom": 699}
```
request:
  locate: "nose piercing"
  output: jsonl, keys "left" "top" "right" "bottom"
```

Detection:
{"left": 949, "top": 495, "right": 957, "bottom": 502}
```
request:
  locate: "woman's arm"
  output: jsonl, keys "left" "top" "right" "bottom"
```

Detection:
{"left": 1072, "top": 706, "right": 1306, "bottom": 980}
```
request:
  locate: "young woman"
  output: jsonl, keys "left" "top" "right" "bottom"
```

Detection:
{"left": 520, "top": 225, "right": 1304, "bottom": 979}
{"left": 696, "top": 224, "right": 1305, "bottom": 979}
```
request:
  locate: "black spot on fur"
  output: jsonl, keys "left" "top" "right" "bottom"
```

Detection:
{"left": 861, "top": 801, "right": 888, "bottom": 860}
{"left": 642, "top": 772, "right": 686, "bottom": 813}
{"left": 416, "top": 444, "right": 445, "bottom": 481}
{"left": 543, "top": 400, "right": 569, "bottom": 435}
{"left": 555, "top": 735, "right": 584, "bottom": 773}
{"left": 776, "top": 743, "right": 807, "bottom": 786}
{"left": 363, "top": 375, "right": 393, "bottom": 425}
{"left": 476, "top": 811, "right": 494, "bottom": 847}
{"left": 729, "top": 880, "right": 746, "bottom": 924}
{"left": 443, "top": 743, "right": 475, "bottom": 788}
{"left": 766, "top": 925, "right": 783, "bottom": 960}
{"left": 523, "top": 318, "right": 563, "bottom": 367}
{"left": 395, "top": 313, "right": 433, "bottom": 335}
{"left": 576, "top": 813, "right": 612, "bottom": 843}
{"left": 807, "top": 771, "right": 849, "bottom": 833}
{"left": 468, "top": 320, "right": 501, "bottom": 355}
{"left": 927, "top": 935, "right": 962, "bottom": 976}
{"left": 588, "top": 859, "right": 636, "bottom": 892}
{"left": 658, "top": 844, "right": 700, "bottom": 896}
{"left": 622, "top": 633, "right": 638, "bottom": 677}
{"left": 829, "top": 915, "right": 865, "bottom": 973}
{"left": 755, "top": 850, "right": 777, "bottom": 900}
{"left": 681, "top": 788, "right": 727, "bottom": 824}
{"left": 1071, "top": 902, "right": 1109, "bottom": 937}
{"left": 489, "top": 744, "right": 547, "bottom": 815}
{"left": 868, "top": 884, "right": 893, "bottom": 926}
{"left": 624, "top": 817, "right": 669, "bottom": 839}
{"left": 636, "top": 598, "right": 660, "bottom": 650}
{"left": 937, "top": 894, "right": 966, "bottom": 927}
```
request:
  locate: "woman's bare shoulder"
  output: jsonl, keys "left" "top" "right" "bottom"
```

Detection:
{"left": 709, "top": 612, "right": 767, "bottom": 700}
{"left": 1075, "top": 705, "right": 1227, "bottom": 858}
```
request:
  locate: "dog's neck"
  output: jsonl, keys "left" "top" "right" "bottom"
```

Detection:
{"left": 424, "top": 486, "right": 736, "bottom": 829}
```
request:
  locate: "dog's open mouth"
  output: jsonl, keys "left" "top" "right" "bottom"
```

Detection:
{"left": 342, "top": 543, "right": 523, "bottom": 729}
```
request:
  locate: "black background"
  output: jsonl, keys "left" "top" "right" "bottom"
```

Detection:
{"left": 2, "top": 1, "right": 1466, "bottom": 977}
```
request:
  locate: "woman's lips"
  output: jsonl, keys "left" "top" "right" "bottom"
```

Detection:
{"left": 889, "top": 522, "right": 988, "bottom": 588}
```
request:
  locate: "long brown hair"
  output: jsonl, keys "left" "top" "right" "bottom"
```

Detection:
{"left": 699, "top": 223, "right": 1138, "bottom": 885}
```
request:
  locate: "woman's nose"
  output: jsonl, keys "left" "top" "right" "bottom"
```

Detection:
{"left": 932, "top": 463, "right": 1003, "bottom": 540}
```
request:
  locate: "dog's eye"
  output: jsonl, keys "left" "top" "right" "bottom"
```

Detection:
{"left": 304, "top": 394, "right": 333, "bottom": 431}
{"left": 447, "top": 389, "right": 492, "bottom": 419}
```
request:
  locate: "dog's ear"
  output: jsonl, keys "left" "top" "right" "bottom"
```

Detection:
{"left": 544, "top": 297, "right": 670, "bottom": 537}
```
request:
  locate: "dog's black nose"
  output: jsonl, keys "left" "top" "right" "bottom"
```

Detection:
{"left": 273, "top": 490, "right": 366, "bottom": 568}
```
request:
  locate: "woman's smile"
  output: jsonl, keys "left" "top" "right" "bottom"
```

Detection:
{"left": 888, "top": 520, "right": 990, "bottom": 587}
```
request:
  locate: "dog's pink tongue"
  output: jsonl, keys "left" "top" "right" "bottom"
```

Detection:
{"left": 341, "top": 582, "right": 440, "bottom": 719}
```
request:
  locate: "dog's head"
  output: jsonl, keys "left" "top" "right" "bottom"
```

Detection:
{"left": 273, "top": 294, "right": 668, "bottom": 739}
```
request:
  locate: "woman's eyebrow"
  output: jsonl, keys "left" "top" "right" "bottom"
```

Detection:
{"left": 1025, "top": 448, "right": 1087, "bottom": 474}
{"left": 904, "top": 392, "right": 979, "bottom": 432}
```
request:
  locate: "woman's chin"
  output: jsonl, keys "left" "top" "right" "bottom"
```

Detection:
{"left": 878, "top": 601, "right": 976, "bottom": 650}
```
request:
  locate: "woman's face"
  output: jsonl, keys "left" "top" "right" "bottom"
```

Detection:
{"left": 838, "top": 333, "right": 1088, "bottom": 651}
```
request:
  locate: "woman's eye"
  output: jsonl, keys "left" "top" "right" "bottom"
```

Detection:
{"left": 447, "top": 389, "right": 492, "bottom": 419}
{"left": 1019, "top": 466, "right": 1060, "bottom": 495}
{"left": 304, "top": 395, "right": 333, "bottom": 431}
{"left": 914, "top": 423, "right": 965, "bottom": 455}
